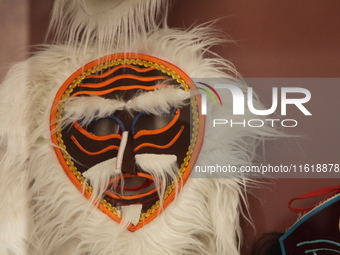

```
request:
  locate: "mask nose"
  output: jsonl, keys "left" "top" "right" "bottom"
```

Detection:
{"left": 116, "top": 131, "right": 136, "bottom": 175}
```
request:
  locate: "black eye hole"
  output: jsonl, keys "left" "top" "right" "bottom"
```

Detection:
{"left": 86, "top": 116, "right": 125, "bottom": 136}
{"left": 132, "top": 109, "right": 177, "bottom": 135}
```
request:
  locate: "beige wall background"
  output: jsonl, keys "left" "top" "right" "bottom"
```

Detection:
{"left": 0, "top": 0, "right": 29, "bottom": 81}
{"left": 1, "top": 1, "right": 339, "bottom": 254}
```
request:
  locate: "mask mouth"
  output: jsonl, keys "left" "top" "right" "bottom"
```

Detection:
{"left": 106, "top": 173, "right": 160, "bottom": 199}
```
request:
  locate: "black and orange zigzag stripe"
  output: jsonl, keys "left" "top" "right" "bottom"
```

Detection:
{"left": 72, "top": 64, "right": 173, "bottom": 97}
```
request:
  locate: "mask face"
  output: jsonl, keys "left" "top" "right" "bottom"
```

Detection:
{"left": 279, "top": 193, "right": 340, "bottom": 255}
{"left": 50, "top": 53, "right": 204, "bottom": 231}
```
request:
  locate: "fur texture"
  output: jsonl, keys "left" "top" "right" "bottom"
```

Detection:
{"left": 59, "top": 86, "right": 189, "bottom": 129}
{"left": 60, "top": 96, "right": 126, "bottom": 128}
{"left": 0, "top": 4, "right": 276, "bottom": 255}
{"left": 135, "top": 154, "right": 179, "bottom": 208}
{"left": 125, "top": 86, "right": 190, "bottom": 115}
{"left": 48, "top": 0, "right": 169, "bottom": 55}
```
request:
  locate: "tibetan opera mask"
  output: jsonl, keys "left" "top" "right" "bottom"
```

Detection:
{"left": 50, "top": 54, "right": 204, "bottom": 231}
{"left": 279, "top": 185, "right": 340, "bottom": 255}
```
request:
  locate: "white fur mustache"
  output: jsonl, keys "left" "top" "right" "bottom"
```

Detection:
{"left": 83, "top": 153, "right": 178, "bottom": 202}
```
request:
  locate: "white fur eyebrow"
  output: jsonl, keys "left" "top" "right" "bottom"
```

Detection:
{"left": 126, "top": 86, "right": 190, "bottom": 115}
{"left": 60, "top": 96, "right": 125, "bottom": 127}
{"left": 59, "top": 86, "right": 190, "bottom": 128}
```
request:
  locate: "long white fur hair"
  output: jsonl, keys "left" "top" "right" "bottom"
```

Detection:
{"left": 0, "top": 1, "right": 276, "bottom": 254}
{"left": 48, "top": 0, "right": 169, "bottom": 55}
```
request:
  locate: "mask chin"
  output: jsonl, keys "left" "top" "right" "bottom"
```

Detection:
{"left": 80, "top": 0, "right": 126, "bottom": 16}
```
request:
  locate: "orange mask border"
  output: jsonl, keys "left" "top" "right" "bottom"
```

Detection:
{"left": 50, "top": 53, "right": 205, "bottom": 232}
